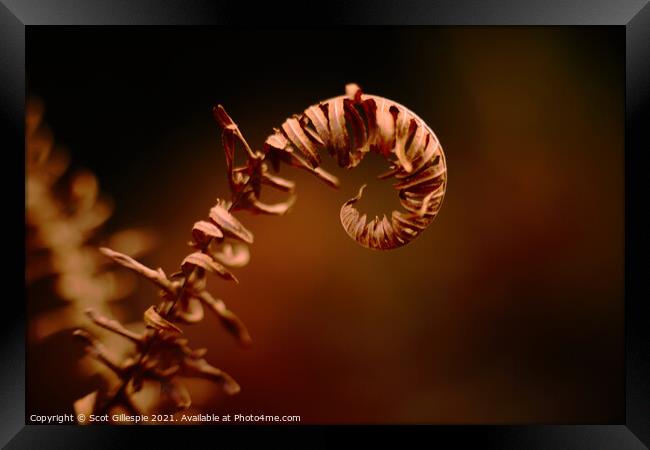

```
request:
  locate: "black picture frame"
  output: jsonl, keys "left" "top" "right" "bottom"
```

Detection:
{"left": 3, "top": 1, "right": 648, "bottom": 448}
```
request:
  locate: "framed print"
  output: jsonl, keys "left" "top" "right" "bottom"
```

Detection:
{"left": 3, "top": 1, "right": 649, "bottom": 448}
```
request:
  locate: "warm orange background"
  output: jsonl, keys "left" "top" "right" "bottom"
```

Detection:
{"left": 27, "top": 27, "right": 624, "bottom": 423}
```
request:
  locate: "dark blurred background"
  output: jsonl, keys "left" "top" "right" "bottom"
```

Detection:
{"left": 27, "top": 27, "right": 624, "bottom": 423}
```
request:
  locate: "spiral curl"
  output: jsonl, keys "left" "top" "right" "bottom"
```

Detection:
{"left": 216, "top": 83, "right": 447, "bottom": 250}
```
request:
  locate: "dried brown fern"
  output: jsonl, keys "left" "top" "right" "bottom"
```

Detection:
{"left": 73, "top": 83, "right": 446, "bottom": 421}
{"left": 25, "top": 96, "right": 155, "bottom": 357}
